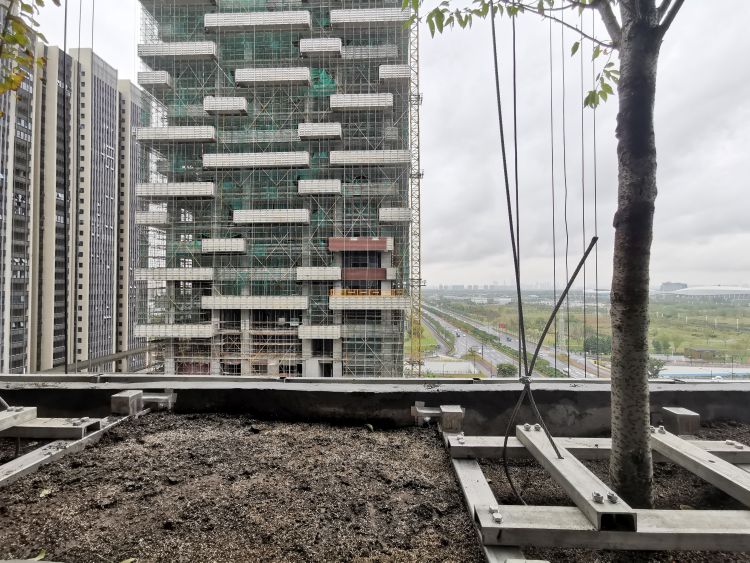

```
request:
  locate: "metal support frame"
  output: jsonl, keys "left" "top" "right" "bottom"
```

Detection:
{"left": 433, "top": 406, "right": 750, "bottom": 554}
{"left": 516, "top": 425, "right": 637, "bottom": 531}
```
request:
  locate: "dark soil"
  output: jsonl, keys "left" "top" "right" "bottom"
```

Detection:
{"left": 482, "top": 421, "right": 750, "bottom": 562}
{"left": 0, "top": 414, "right": 484, "bottom": 563}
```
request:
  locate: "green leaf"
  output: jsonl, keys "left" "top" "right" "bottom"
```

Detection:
{"left": 32, "top": 549, "right": 46, "bottom": 561}
{"left": 592, "top": 45, "right": 602, "bottom": 60}
{"left": 365, "top": 423, "right": 374, "bottom": 432}
{"left": 571, "top": 41, "right": 580, "bottom": 56}
{"left": 39, "top": 488, "right": 52, "bottom": 498}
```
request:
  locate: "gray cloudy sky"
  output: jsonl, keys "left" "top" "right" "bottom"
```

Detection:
{"left": 38, "top": 1, "right": 750, "bottom": 288}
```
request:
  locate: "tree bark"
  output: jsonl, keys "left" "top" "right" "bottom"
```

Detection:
{"left": 609, "top": 1, "right": 661, "bottom": 509}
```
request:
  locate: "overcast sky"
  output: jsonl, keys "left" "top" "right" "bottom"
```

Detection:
{"left": 38, "top": 1, "right": 750, "bottom": 289}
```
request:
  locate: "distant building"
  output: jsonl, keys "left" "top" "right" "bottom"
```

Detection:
{"left": 0, "top": 0, "right": 147, "bottom": 374}
{"left": 660, "top": 281, "right": 688, "bottom": 292}
{"left": 684, "top": 347, "right": 721, "bottom": 361}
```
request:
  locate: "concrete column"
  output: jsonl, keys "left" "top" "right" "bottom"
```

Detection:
{"left": 241, "top": 309, "right": 251, "bottom": 376}
{"left": 333, "top": 360, "right": 343, "bottom": 378}
{"left": 332, "top": 338, "right": 342, "bottom": 361}
{"left": 164, "top": 341, "right": 175, "bottom": 374}
{"left": 304, "top": 358, "right": 320, "bottom": 377}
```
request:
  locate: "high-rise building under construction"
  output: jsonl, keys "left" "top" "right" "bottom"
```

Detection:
{"left": 135, "top": 0, "right": 420, "bottom": 376}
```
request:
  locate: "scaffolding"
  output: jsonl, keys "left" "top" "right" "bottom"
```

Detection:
{"left": 136, "top": 0, "right": 419, "bottom": 377}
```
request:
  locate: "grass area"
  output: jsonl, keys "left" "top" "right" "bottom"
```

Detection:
{"left": 403, "top": 323, "right": 439, "bottom": 358}
{"left": 432, "top": 297, "right": 750, "bottom": 363}
{"left": 422, "top": 315, "right": 456, "bottom": 354}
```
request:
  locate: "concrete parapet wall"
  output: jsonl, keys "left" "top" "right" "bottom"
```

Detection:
{"left": 2, "top": 377, "right": 750, "bottom": 436}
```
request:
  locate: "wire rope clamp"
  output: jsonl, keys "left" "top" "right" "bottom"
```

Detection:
{"left": 592, "top": 491, "right": 604, "bottom": 504}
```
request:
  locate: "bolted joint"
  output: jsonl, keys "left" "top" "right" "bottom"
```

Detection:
{"left": 592, "top": 491, "right": 604, "bottom": 504}
{"left": 492, "top": 511, "right": 503, "bottom": 523}
{"left": 523, "top": 423, "right": 531, "bottom": 431}
{"left": 658, "top": 425, "right": 666, "bottom": 434}
{"left": 607, "top": 492, "right": 619, "bottom": 504}
{"left": 649, "top": 426, "right": 656, "bottom": 434}
{"left": 533, "top": 423, "right": 541, "bottom": 432}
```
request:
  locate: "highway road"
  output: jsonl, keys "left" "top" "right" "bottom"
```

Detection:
{"left": 424, "top": 311, "right": 526, "bottom": 378}
{"left": 425, "top": 305, "right": 609, "bottom": 379}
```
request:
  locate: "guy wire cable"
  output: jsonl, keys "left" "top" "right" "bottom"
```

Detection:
{"left": 548, "top": 11, "right": 557, "bottom": 373}
{"left": 511, "top": 14, "right": 521, "bottom": 379}
{"left": 592, "top": 9, "right": 601, "bottom": 378}
{"left": 560, "top": 4, "right": 571, "bottom": 375}
{"left": 580, "top": 7, "right": 587, "bottom": 379}
{"left": 489, "top": 1, "right": 567, "bottom": 505}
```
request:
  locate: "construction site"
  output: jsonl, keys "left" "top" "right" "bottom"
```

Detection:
{"left": 133, "top": 0, "right": 421, "bottom": 378}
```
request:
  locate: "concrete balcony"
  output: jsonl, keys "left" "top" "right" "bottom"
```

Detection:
{"left": 342, "top": 268, "right": 387, "bottom": 281}
{"left": 135, "top": 126, "right": 216, "bottom": 144}
{"left": 137, "top": 70, "right": 173, "bottom": 91}
{"left": 203, "top": 96, "right": 248, "bottom": 115}
{"left": 203, "top": 152, "right": 310, "bottom": 169}
{"left": 328, "top": 289, "right": 410, "bottom": 311}
{"left": 233, "top": 209, "right": 310, "bottom": 224}
{"left": 330, "top": 93, "right": 393, "bottom": 111}
{"left": 328, "top": 237, "right": 394, "bottom": 252}
{"left": 134, "top": 268, "right": 214, "bottom": 281}
{"left": 296, "top": 267, "right": 341, "bottom": 281}
{"left": 379, "top": 207, "right": 412, "bottom": 223}
{"left": 330, "top": 8, "right": 410, "bottom": 28}
{"left": 138, "top": 41, "right": 217, "bottom": 61}
{"left": 205, "top": 11, "right": 311, "bottom": 32}
{"left": 342, "top": 45, "right": 398, "bottom": 60}
{"left": 330, "top": 150, "right": 410, "bottom": 166}
{"left": 235, "top": 67, "right": 311, "bottom": 86}
{"left": 135, "top": 211, "right": 168, "bottom": 225}
{"left": 298, "top": 179, "right": 342, "bottom": 195}
{"left": 379, "top": 64, "right": 410, "bottom": 82}
{"left": 298, "top": 325, "right": 342, "bottom": 340}
{"left": 134, "top": 324, "right": 215, "bottom": 339}
{"left": 202, "top": 295, "right": 309, "bottom": 310}
{"left": 300, "top": 38, "right": 342, "bottom": 57}
{"left": 201, "top": 239, "right": 246, "bottom": 253}
{"left": 298, "top": 122, "right": 342, "bottom": 140}
{"left": 135, "top": 182, "right": 215, "bottom": 198}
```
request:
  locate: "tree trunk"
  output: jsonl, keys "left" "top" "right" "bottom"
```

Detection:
{"left": 609, "top": 3, "right": 662, "bottom": 509}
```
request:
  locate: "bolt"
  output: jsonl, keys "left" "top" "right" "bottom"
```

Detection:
{"left": 607, "top": 492, "right": 619, "bottom": 504}
{"left": 523, "top": 423, "right": 531, "bottom": 431}
{"left": 658, "top": 425, "right": 666, "bottom": 434}
{"left": 458, "top": 432, "right": 465, "bottom": 438}
{"left": 492, "top": 511, "right": 503, "bottom": 523}
{"left": 457, "top": 437, "right": 465, "bottom": 445}
{"left": 592, "top": 491, "right": 604, "bottom": 504}
{"left": 534, "top": 423, "right": 541, "bottom": 432}
{"left": 726, "top": 440, "right": 735, "bottom": 446}
{"left": 489, "top": 504, "right": 499, "bottom": 513}
{"left": 736, "top": 444, "right": 745, "bottom": 450}
{"left": 649, "top": 426, "right": 656, "bottom": 434}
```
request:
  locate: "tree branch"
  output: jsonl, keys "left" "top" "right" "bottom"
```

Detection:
{"left": 658, "top": 0, "right": 685, "bottom": 36}
{"left": 592, "top": 0, "right": 622, "bottom": 46}
{"left": 496, "top": 0, "right": 616, "bottom": 48}
{"left": 657, "top": 0, "right": 673, "bottom": 20}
